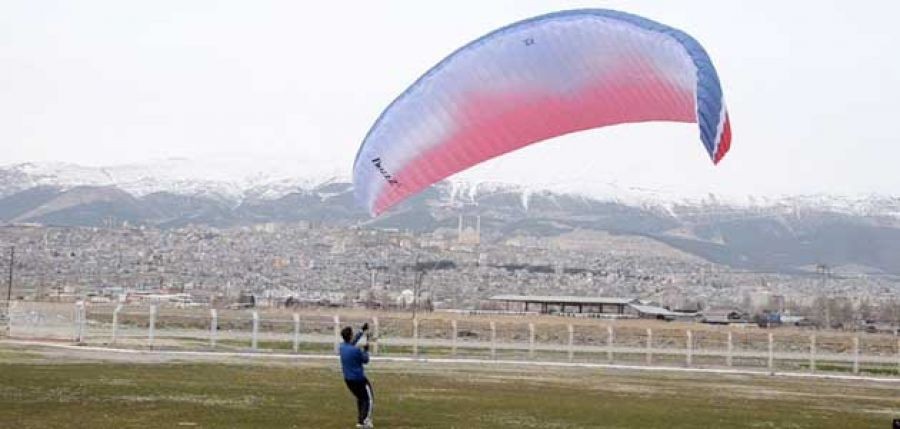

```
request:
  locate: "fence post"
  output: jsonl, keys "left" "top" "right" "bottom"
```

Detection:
{"left": 528, "top": 323, "right": 535, "bottom": 360}
{"left": 292, "top": 313, "right": 300, "bottom": 353}
{"left": 686, "top": 330, "right": 693, "bottom": 367}
{"left": 6, "top": 301, "right": 16, "bottom": 337}
{"left": 767, "top": 332, "right": 774, "bottom": 372}
{"left": 148, "top": 304, "right": 157, "bottom": 348}
{"left": 490, "top": 321, "right": 496, "bottom": 360}
{"left": 73, "top": 302, "right": 83, "bottom": 343}
{"left": 79, "top": 303, "right": 87, "bottom": 343}
{"left": 412, "top": 317, "right": 419, "bottom": 357}
{"left": 809, "top": 334, "right": 816, "bottom": 373}
{"left": 852, "top": 336, "right": 859, "bottom": 375}
{"left": 111, "top": 304, "right": 123, "bottom": 345}
{"left": 568, "top": 324, "right": 575, "bottom": 362}
{"left": 333, "top": 315, "right": 340, "bottom": 353}
{"left": 726, "top": 331, "right": 733, "bottom": 367}
{"left": 372, "top": 317, "right": 379, "bottom": 355}
{"left": 72, "top": 303, "right": 78, "bottom": 342}
{"left": 209, "top": 309, "right": 217, "bottom": 348}
{"left": 451, "top": 319, "right": 458, "bottom": 357}
{"left": 607, "top": 325, "right": 614, "bottom": 363}
{"left": 646, "top": 328, "right": 653, "bottom": 365}
{"left": 251, "top": 311, "right": 259, "bottom": 351}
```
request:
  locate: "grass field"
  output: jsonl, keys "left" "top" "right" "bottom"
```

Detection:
{"left": 0, "top": 343, "right": 898, "bottom": 428}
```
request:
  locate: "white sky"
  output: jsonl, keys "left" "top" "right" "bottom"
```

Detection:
{"left": 2, "top": 1, "right": 899, "bottom": 198}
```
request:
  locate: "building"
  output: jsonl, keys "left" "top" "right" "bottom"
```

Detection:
{"left": 488, "top": 295, "right": 695, "bottom": 321}
{"left": 490, "top": 295, "right": 638, "bottom": 314}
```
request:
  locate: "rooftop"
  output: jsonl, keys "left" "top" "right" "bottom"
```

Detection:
{"left": 489, "top": 295, "right": 638, "bottom": 305}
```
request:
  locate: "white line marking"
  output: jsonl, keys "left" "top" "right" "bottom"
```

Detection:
{"left": 3, "top": 339, "right": 898, "bottom": 384}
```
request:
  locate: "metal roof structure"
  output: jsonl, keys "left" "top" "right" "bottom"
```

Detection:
{"left": 629, "top": 304, "right": 680, "bottom": 317}
{"left": 489, "top": 295, "right": 638, "bottom": 305}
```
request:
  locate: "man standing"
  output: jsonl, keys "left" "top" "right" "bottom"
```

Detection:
{"left": 340, "top": 323, "right": 374, "bottom": 429}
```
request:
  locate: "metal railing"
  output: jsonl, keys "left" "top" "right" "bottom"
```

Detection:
{"left": 4, "top": 302, "right": 900, "bottom": 377}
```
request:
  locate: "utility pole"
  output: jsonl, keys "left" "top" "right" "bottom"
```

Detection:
{"left": 6, "top": 246, "right": 12, "bottom": 301}
{"left": 5, "top": 246, "right": 13, "bottom": 336}
{"left": 411, "top": 255, "right": 421, "bottom": 320}
{"left": 817, "top": 264, "right": 830, "bottom": 328}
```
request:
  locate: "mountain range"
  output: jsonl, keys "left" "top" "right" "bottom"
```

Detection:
{"left": 3, "top": 160, "right": 900, "bottom": 275}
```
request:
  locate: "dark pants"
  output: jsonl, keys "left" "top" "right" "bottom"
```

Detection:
{"left": 344, "top": 378, "right": 373, "bottom": 425}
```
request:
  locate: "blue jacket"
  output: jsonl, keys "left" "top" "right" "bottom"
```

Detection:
{"left": 339, "top": 331, "right": 369, "bottom": 381}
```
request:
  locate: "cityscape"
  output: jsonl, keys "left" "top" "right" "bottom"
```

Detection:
{"left": 3, "top": 217, "right": 898, "bottom": 331}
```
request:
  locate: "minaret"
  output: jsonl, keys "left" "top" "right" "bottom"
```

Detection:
{"left": 475, "top": 215, "right": 481, "bottom": 244}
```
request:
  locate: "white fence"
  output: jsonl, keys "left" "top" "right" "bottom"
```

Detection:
{"left": 5, "top": 302, "right": 900, "bottom": 377}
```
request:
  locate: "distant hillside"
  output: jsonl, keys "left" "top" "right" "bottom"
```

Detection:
{"left": 3, "top": 162, "right": 900, "bottom": 274}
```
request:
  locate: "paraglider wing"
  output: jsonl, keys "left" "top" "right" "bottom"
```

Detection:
{"left": 353, "top": 9, "right": 731, "bottom": 216}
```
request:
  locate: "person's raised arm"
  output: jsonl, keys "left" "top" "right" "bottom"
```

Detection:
{"left": 351, "top": 322, "right": 369, "bottom": 345}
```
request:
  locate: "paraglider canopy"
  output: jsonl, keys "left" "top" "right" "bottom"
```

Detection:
{"left": 353, "top": 9, "right": 731, "bottom": 216}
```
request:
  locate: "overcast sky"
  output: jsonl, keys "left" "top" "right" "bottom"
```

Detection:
{"left": 2, "top": 1, "right": 898, "bottom": 198}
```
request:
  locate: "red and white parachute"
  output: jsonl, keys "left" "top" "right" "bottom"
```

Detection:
{"left": 353, "top": 9, "right": 731, "bottom": 216}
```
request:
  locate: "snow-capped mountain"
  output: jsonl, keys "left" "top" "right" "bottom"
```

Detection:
{"left": 5, "top": 159, "right": 900, "bottom": 221}
{"left": 3, "top": 159, "right": 900, "bottom": 275}
{"left": 0, "top": 157, "right": 348, "bottom": 201}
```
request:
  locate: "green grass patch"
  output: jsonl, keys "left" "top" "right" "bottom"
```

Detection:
{"left": 216, "top": 339, "right": 335, "bottom": 354}
{"left": 0, "top": 347, "right": 40, "bottom": 362}
{"left": 799, "top": 362, "right": 900, "bottom": 376}
{"left": 1, "top": 346, "right": 899, "bottom": 428}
